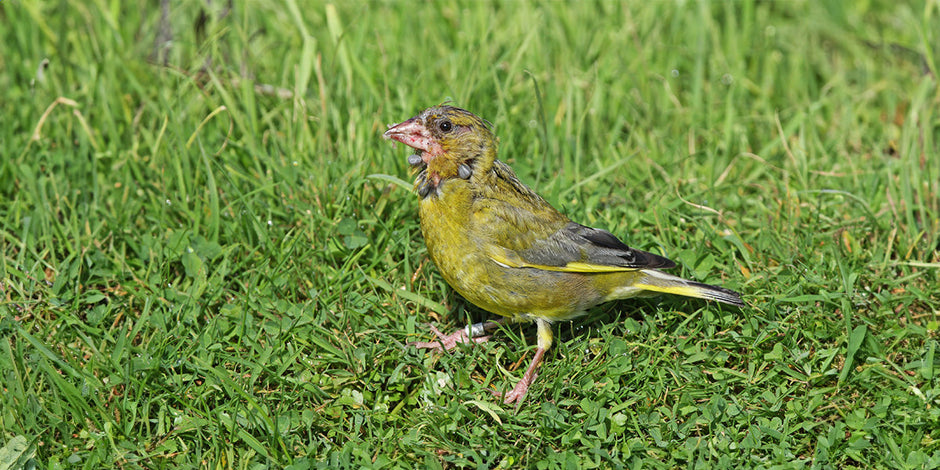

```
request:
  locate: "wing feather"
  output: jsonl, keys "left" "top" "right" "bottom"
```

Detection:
{"left": 487, "top": 221, "right": 675, "bottom": 273}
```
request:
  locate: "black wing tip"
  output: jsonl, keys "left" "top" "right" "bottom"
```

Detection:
{"left": 687, "top": 280, "right": 746, "bottom": 308}
{"left": 579, "top": 225, "right": 631, "bottom": 251}
{"left": 634, "top": 250, "right": 676, "bottom": 270}
{"left": 575, "top": 223, "right": 678, "bottom": 269}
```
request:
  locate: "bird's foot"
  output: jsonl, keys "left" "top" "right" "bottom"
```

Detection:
{"left": 493, "top": 346, "right": 546, "bottom": 405}
{"left": 409, "top": 324, "right": 491, "bottom": 351}
{"left": 493, "top": 373, "right": 537, "bottom": 404}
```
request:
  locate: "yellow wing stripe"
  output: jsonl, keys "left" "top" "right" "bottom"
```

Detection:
{"left": 546, "top": 261, "right": 638, "bottom": 273}
{"left": 631, "top": 283, "right": 706, "bottom": 299}
{"left": 488, "top": 248, "right": 638, "bottom": 273}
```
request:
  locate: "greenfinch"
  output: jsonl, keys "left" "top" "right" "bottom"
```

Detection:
{"left": 383, "top": 105, "right": 743, "bottom": 404}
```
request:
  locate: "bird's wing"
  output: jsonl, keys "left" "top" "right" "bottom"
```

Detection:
{"left": 486, "top": 221, "right": 677, "bottom": 273}
{"left": 472, "top": 160, "right": 675, "bottom": 273}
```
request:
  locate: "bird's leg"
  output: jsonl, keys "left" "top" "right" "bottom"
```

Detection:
{"left": 497, "top": 318, "right": 553, "bottom": 405}
{"left": 409, "top": 318, "right": 509, "bottom": 351}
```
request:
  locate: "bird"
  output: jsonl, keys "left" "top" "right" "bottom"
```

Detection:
{"left": 383, "top": 105, "right": 744, "bottom": 405}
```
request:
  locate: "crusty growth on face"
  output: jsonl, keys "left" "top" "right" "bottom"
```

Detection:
{"left": 383, "top": 105, "right": 744, "bottom": 405}
{"left": 384, "top": 106, "right": 497, "bottom": 197}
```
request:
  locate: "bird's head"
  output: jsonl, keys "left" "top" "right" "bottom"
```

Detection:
{"left": 383, "top": 106, "right": 497, "bottom": 194}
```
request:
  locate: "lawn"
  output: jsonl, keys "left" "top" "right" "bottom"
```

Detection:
{"left": 1, "top": 0, "right": 938, "bottom": 468}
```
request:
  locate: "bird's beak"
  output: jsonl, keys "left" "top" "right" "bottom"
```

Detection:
{"left": 383, "top": 117, "right": 433, "bottom": 152}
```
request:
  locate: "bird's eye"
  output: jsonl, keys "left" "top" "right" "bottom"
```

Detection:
{"left": 438, "top": 120, "right": 452, "bottom": 132}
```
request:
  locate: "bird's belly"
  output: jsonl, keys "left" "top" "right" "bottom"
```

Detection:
{"left": 440, "top": 258, "right": 604, "bottom": 321}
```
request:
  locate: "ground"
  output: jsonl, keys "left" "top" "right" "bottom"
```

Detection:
{"left": 1, "top": 1, "right": 938, "bottom": 468}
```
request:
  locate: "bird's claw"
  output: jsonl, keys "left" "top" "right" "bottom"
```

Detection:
{"left": 409, "top": 324, "right": 491, "bottom": 351}
{"left": 492, "top": 373, "right": 537, "bottom": 404}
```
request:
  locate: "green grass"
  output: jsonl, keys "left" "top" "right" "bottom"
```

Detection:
{"left": 1, "top": 0, "right": 939, "bottom": 468}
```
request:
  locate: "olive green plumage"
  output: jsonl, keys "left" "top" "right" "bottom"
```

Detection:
{"left": 384, "top": 105, "right": 743, "bottom": 404}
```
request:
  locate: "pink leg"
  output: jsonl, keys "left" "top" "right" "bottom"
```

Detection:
{"left": 496, "top": 346, "right": 546, "bottom": 404}
{"left": 494, "top": 318, "right": 554, "bottom": 405}
{"left": 409, "top": 320, "right": 505, "bottom": 351}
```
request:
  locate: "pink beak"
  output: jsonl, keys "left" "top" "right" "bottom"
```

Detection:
{"left": 383, "top": 117, "right": 433, "bottom": 152}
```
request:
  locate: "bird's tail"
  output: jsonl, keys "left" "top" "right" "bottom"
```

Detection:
{"left": 633, "top": 269, "right": 745, "bottom": 307}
